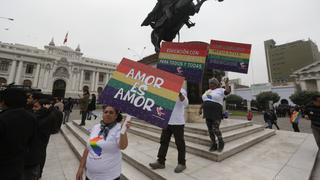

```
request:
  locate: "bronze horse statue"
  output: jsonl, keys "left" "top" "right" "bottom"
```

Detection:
{"left": 142, "top": 0, "right": 224, "bottom": 52}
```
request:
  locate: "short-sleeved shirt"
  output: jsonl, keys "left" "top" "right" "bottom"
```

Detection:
{"left": 86, "top": 123, "right": 122, "bottom": 180}
{"left": 202, "top": 88, "right": 225, "bottom": 106}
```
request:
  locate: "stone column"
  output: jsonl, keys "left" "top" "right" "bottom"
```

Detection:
{"left": 300, "top": 80, "right": 307, "bottom": 91}
{"left": 43, "top": 70, "right": 49, "bottom": 89}
{"left": 95, "top": 72, "right": 99, "bottom": 91}
{"left": 8, "top": 60, "right": 17, "bottom": 84}
{"left": 33, "top": 64, "right": 41, "bottom": 88}
{"left": 14, "top": 61, "right": 23, "bottom": 84}
{"left": 316, "top": 80, "right": 320, "bottom": 92}
{"left": 91, "top": 71, "right": 96, "bottom": 92}
{"left": 79, "top": 69, "right": 84, "bottom": 91}
{"left": 72, "top": 73, "right": 76, "bottom": 91}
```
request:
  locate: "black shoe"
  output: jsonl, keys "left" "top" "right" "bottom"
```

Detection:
{"left": 79, "top": 123, "right": 85, "bottom": 126}
{"left": 218, "top": 141, "right": 224, "bottom": 152}
{"left": 149, "top": 161, "right": 165, "bottom": 169}
{"left": 209, "top": 143, "right": 217, "bottom": 152}
{"left": 94, "top": 115, "right": 97, "bottom": 120}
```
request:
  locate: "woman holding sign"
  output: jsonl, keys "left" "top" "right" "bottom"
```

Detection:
{"left": 200, "top": 77, "right": 230, "bottom": 152}
{"left": 76, "top": 105, "right": 131, "bottom": 180}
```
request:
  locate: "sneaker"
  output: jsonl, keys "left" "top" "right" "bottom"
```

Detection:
{"left": 209, "top": 143, "right": 217, "bottom": 152}
{"left": 218, "top": 141, "right": 224, "bottom": 152}
{"left": 149, "top": 161, "right": 165, "bottom": 169}
{"left": 174, "top": 164, "right": 186, "bottom": 173}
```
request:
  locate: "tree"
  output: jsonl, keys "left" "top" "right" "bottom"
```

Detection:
{"left": 290, "top": 91, "right": 320, "bottom": 106}
{"left": 225, "top": 94, "right": 243, "bottom": 106}
{"left": 256, "top": 91, "right": 280, "bottom": 110}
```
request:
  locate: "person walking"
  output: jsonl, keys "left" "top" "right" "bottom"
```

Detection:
{"left": 199, "top": 77, "right": 230, "bottom": 152}
{"left": 76, "top": 105, "right": 130, "bottom": 180}
{"left": 63, "top": 97, "right": 74, "bottom": 124}
{"left": 290, "top": 107, "right": 301, "bottom": 132}
{"left": 264, "top": 110, "right": 280, "bottom": 130}
{"left": 87, "top": 94, "right": 97, "bottom": 120}
{"left": 149, "top": 89, "right": 189, "bottom": 173}
{"left": 247, "top": 110, "right": 253, "bottom": 121}
{"left": 79, "top": 90, "right": 90, "bottom": 126}
{"left": 305, "top": 95, "right": 320, "bottom": 149}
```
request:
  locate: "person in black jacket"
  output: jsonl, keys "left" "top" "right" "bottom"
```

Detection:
{"left": 32, "top": 99, "right": 55, "bottom": 179}
{"left": 87, "top": 94, "right": 97, "bottom": 120}
{"left": 63, "top": 97, "right": 73, "bottom": 124}
{"left": 0, "top": 88, "right": 37, "bottom": 180}
{"left": 305, "top": 95, "right": 320, "bottom": 149}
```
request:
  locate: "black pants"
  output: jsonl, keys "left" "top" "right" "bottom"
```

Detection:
{"left": 39, "top": 141, "right": 49, "bottom": 178}
{"left": 86, "top": 176, "right": 120, "bottom": 180}
{"left": 157, "top": 125, "right": 186, "bottom": 165}
{"left": 206, "top": 118, "right": 223, "bottom": 144}
{"left": 23, "top": 164, "right": 40, "bottom": 180}
{"left": 292, "top": 123, "right": 300, "bottom": 132}
{"left": 80, "top": 111, "right": 87, "bottom": 125}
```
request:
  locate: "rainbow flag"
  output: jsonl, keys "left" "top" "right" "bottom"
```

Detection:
{"left": 290, "top": 111, "right": 302, "bottom": 124}
{"left": 89, "top": 136, "right": 103, "bottom": 156}
{"left": 207, "top": 40, "right": 252, "bottom": 74}
{"left": 100, "top": 58, "right": 184, "bottom": 128}
{"left": 157, "top": 42, "right": 208, "bottom": 83}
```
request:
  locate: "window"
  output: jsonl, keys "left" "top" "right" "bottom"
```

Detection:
{"left": 25, "top": 64, "right": 34, "bottom": 74}
{"left": 99, "top": 73, "right": 105, "bottom": 82}
{"left": 85, "top": 71, "right": 90, "bottom": 81}
{"left": 0, "top": 61, "right": 9, "bottom": 72}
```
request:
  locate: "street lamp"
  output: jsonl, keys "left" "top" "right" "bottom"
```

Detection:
{"left": 0, "top": 17, "right": 14, "bottom": 21}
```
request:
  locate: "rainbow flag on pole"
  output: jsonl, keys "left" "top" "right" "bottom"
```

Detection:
{"left": 207, "top": 40, "right": 252, "bottom": 74}
{"left": 157, "top": 42, "right": 208, "bottom": 83}
{"left": 100, "top": 58, "right": 184, "bottom": 128}
{"left": 290, "top": 111, "right": 302, "bottom": 124}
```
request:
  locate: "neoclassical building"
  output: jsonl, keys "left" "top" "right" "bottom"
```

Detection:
{"left": 292, "top": 60, "right": 320, "bottom": 92}
{"left": 0, "top": 39, "right": 117, "bottom": 98}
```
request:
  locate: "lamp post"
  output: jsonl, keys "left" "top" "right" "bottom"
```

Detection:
{"left": 128, "top": 47, "right": 146, "bottom": 60}
{"left": 0, "top": 17, "right": 14, "bottom": 21}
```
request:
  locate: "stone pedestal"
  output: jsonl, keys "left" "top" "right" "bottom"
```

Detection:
{"left": 186, "top": 104, "right": 205, "bottom": 123}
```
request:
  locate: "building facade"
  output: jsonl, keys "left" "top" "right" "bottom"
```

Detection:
{"left": 292, "top": 61, "right": 320, "bottom": 92}
{"left": 0, "top": 39, "right": 117, "bottom": 98}
{"left": 264, "top": 39, "right": 320, "bottom": 84}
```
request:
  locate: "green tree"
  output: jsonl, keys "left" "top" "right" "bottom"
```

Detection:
{"left": 256, "top": 91, "right": 280, "bottom": 110}
{"left": 225, "top": 94, "right": 243, "bottom": 106}
{"left": 289, "top": 91, "right": 320, "bottom": 106}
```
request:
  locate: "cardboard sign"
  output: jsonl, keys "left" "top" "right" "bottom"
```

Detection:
{"left": 207, "top": 40, "right": 252, "bottom": 74}
{"left": 100, "top": 58, "right": 184, "bottom": 128}
{"left": 157, "top": 42, "right": 208, "bottom": 83}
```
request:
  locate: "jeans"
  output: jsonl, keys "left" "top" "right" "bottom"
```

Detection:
{"left": 23, "top": 165, "right": 40, "bottom": 180}
{"left": 206, "top": 119, "right": 223, "bottom": 144}
{"left": 312, "top": 125, "right": 320, "bottom": 149}
{"left": 157, "top": 125, "right": 186, "bottom": 165}
{"left": 63, "top": 111, "right": 71, "bottom": 124}
{"left": 80, "top": 111, "right": 87, "bottom": 125}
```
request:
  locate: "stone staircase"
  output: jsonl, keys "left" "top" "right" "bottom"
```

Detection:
{"left": 60, "top": 118, "right": 277, "bottom": 180}
{"left": 129, "top": 118, "right": 275, "bottom": 162}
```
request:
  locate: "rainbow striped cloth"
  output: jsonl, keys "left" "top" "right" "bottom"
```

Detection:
{"left": 290, "top": 111, "right": 302, "bottom": 124}
{"left": 207, "top": 40, "right": 252, "bottom": 74}
{"left": 157, "top": 42, "right": 208, "bottom": 83}
{"left": 100, "top": 58, "right": 184, "bottom": 128}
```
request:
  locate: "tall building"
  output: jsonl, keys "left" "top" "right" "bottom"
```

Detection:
{"left": 0, "top": 39, "right": 117, "bottom": 98}
{"left": 264, "top": 39, "right": 320, "bottom": 84}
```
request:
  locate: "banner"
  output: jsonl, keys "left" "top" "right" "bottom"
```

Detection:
{"left": 207, "top": 40, "right": 252, "bottom": 74}
{"left": 157, "top": 42, "right": 208, "bottom": 83}
{"left": 100, "top": 58, "right": 184, "bottom": 128}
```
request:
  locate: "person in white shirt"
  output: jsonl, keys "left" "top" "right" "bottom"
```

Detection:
{"left": 76, "top": 105, "right": 130, "bottom": 180}
{"left": 149, "top": 88, "right": 189, "bottom": 173}
{"left": 199, "top": 78, "right": 230, "bottom": 152}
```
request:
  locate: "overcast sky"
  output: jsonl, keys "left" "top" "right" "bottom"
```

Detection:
{"left": 1, "top": 0, "right": 319, "bottom": 85}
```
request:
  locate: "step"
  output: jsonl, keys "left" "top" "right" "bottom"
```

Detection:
{"left": 62, "top": 124, "right": 149, "bottom": 180}
{"left": 131, "top": 118, "right": 253, "bottom": 136}
{"left": 71, "top": 121, "right": 201, "bottom": 180}
{"left": 131, "top": 120, "right": 264, "bottom": 145}
{"left": 66, "top": 122, "right": 153, "bottom": 180}
{"left": 128, "top": 126, "right": 276, "bottom": 162}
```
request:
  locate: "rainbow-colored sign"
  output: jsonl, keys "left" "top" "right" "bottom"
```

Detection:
{"left": 100, "top": 58, "right": 184, "bottom": 128}
{"left": 157, "top": 42, "right": 208, "bottom": 83}
{"left": 207, "top": 40, "right": 252, "bottom": 74}
{"left": 290, "top": 111, "right": 302, "bottom": 124}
